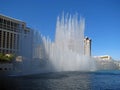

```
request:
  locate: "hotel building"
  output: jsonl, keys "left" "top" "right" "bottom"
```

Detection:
{"left": 0, "top": 14, "right": 31, "bottom": 55}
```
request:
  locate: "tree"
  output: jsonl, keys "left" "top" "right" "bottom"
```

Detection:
{"left": 0, "top": 53, "right": 15, "bottom": 63}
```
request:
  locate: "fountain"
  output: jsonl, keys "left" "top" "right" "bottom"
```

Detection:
{"left": 13, "top": 13, "right": 96, "bottom": 76}
{"left": 32, "top": 13, "right": 96, "bottom": 72}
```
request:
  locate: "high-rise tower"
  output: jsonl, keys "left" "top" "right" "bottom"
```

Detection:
{"left": 84, "top": 37, "right": 91, "bottom": 56}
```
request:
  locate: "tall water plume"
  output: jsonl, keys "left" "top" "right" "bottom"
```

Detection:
{"left": 39, "top": 13, "right": 96, "bottom": 71}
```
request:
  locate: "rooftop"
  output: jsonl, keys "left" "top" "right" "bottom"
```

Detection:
{"left": 0, "top": 14, "right": 25, "bottom": 24}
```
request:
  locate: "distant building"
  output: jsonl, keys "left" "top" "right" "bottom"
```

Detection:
{"left": 93, "top": 55, "right": 119, "bottom": 70}
{"left": 94, "top": 55, "right": 112, "bottom": 61}
{"left": 84, "top": 37, "right": 91, "bottom": 56}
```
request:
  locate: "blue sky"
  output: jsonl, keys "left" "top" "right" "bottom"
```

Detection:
{"left": 0, "top": 0, "right": 120, "bottom": 60}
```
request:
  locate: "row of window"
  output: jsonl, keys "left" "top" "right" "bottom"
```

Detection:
{"left": 0, "top": 18, "right": 25, "bottom": 32}
{"left": 0, "top": 49, "right": 16, "bottom": 54}
{"left": 0, "top": 23, "right": 20, "bottom": 32}
{"left": 0, "top": 18, "right": 22, "bottom": 27}
{"left": 0, "top": 30, "right": 19, "bottom": 49}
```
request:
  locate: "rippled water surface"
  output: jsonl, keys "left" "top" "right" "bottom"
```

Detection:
{"left": 1, "top": 70, "right": 120, "bottom": 90}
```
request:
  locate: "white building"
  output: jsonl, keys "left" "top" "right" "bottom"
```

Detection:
{"left": 94, "top": 55, "right": 112, "bottom": 61}
{"left": 93, "top": 55, "right": 118, "bottom": 70}
{"left": 84, "top": 37, "right": 91, "bottom": 56}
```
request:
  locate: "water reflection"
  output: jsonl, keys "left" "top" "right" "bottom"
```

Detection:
{"left": 0, "top": 71, "right": 91, "bottom": 90}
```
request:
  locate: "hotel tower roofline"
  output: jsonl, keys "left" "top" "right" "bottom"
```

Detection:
{"left": 0, "top": 14, "right": 25, "bottom": 24}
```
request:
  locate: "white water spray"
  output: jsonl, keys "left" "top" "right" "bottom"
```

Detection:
{"left": 32, "top": 14, "right": 96, "bottom": 72}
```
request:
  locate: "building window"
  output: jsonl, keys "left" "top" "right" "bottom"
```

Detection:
{"left": 17, "top": 35, "right": 19, "bottom": 49}
{"left": 10, "top": 33, "right": 13, "bottom": 49}
{"left": 0, "top": 68, "right": 2, "bottom": 70}
{"left": 7, "top": 20, "right": 10, "bottom": 26}
{"left": 0, "top": 18, "right": 3, "bottom": 28}
{"left": 3, "top": 31, "right": 6, "bottom": 48}
{"left": 6, "top": 32, "right": 9, "bottom": 48}
{"left": 0, "top": 18, "right": 3, "bottom": 24}
{"left": 14, "top": 34, "right": 16, "bottom": 49}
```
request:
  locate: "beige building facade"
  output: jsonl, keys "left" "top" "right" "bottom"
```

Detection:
{"left": 0, "top": 14, "right": 30, "bottom": 54}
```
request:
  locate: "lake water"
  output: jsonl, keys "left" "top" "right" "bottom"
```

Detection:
{"left": 0, "top": 70, "right": 120, "bottom": 90}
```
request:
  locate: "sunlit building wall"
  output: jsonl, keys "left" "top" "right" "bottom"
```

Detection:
{"left": 0, "top": 14, "right": 32, "bottom": 56}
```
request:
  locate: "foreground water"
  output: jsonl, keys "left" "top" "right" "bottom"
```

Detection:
{"left": 0, "top": 70, "right": 120, "bottom": 90}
